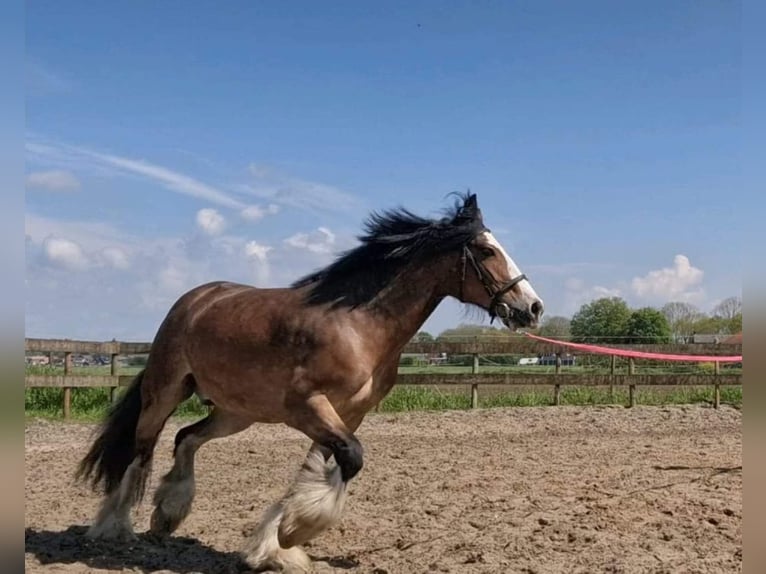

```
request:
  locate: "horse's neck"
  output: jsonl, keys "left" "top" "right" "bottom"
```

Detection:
{"left": 365, "top": 255, "right": 455, "bottom": 358}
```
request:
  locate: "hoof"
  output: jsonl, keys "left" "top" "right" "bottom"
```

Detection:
{"left": 241, "top": 502, "right": 312, "bottom": 573}
{"left": 86, "top": 521, "right": 137, "bottom": 543}
{"left": 149, "top": 506, "right": 185, "bottom": 538}
{"left": 241, "top": 546, "right": 311, "bottom": 573}
{"left": 150, "top": 477, "right": 194, "bottom": 537}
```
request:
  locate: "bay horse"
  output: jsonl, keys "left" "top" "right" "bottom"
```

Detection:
{"left": 76, "top": 192, "right": 543, "bottom": 572}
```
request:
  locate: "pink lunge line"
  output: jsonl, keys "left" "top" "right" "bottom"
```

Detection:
{"left": 522, "top": 332, "right": 742, "bottom": 363}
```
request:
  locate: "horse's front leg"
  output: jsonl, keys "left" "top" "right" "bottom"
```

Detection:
{"left": 289, "top": 393, "right": 364, "bottom": 482}
{"left": 280, "top": 393, "right": 365, "bottom": 548}
{"left": 242, "top": 393, "right": 365, "bottom": 572}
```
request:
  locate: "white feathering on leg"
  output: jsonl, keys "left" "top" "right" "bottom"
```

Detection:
{"left": 86, "top": 488, "right": 136, "bottom": 541}
{"left": 241, "top": 500, "right": 312, "bottom": 573}
{"left": 86, "top": 458, "right": 147, "bottom": 541}
{"left": 278, "top": 446, "right": 348, "bottom": 548}
{"left": 242, "top": 447, "right": 348, "bottom": 572}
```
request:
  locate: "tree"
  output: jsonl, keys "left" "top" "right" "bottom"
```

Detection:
{"left": 537, "top": 316, "right": 571, "bottom": 339}
{"left": 713, "top": 296, "right": 742, "bottom": 320}
{"left": 436, "top": 323, "right": 511, "bottom": 341}
{"left": 570, "top": 297, "right": 631, "bottom": 343}
{"left": 625, "top": 307, "right": 672, "bottom": 344}
{"left": 691, "top": 315, "right": 736, "bottom": 336}
{"left": 412, "top": 331, "right": 434, "bottom": 343}
{"left": 728, "top": 312, "right": 742, "bottom": 334}
{"left": 661, "top": 302, "right": 703, "bottom": 342}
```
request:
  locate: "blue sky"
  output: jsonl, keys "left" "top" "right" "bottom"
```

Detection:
{"left": 25, "top": 1, "right": 742, "bottom": 341}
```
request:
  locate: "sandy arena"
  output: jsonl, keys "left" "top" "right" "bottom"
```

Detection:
{"left": 25, "top": 404, "right": 741, "bottom": 573}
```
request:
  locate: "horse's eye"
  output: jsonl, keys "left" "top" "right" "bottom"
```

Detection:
{"left": 481, "top": 248, "right": 494, "bottom": 258}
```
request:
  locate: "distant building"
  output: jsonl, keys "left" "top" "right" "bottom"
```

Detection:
{"left": 538, "top": 354, "right": 576, "bottom": 366}
{"left": 692, "top": 333, "right": 721, "bottom": 344}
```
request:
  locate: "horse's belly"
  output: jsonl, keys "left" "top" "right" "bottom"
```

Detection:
{"left": 188, "top": 358, "right": 291, "bottom": 422}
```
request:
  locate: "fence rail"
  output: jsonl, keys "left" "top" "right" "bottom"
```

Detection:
{"left": 25, "top": 337, "right": 742, "bottom": 418}
{"left": 403, "top": 340, "right": 741, "bottom": 356}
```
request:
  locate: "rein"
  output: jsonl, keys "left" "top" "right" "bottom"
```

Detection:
{"left": 460, "top": 245, "right": 527, "bottom": 323}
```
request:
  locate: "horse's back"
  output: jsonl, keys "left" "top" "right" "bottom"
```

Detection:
{"left": 162, "top": 279, "right": 322, "bottom": 354}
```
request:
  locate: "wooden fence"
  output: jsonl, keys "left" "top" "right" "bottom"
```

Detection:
{"left": 24, "top": 337, "right": 742, "bottom": 418}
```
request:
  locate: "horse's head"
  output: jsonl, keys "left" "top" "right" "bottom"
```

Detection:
{"left": 452, "top": 193, "right": 544, "bottom": 330}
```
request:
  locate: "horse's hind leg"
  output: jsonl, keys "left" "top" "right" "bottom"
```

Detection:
{"left": 150, "top": 409, "right": 252, "bottom": 537}
{"left": 87, "top": 368, "right": 193, "bottom": 540}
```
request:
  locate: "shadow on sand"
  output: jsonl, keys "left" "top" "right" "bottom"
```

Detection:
{"left": 25, "top": 526, "right": 253, "bottom": 574}
{"left": 25, "top": 526, "right": 362, "bottom": 573}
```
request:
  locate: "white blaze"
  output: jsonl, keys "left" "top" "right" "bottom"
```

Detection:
{"left": 482, "top": 231, "right": 542, "bottom": 311}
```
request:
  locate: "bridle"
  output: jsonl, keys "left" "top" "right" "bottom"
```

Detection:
{"left": 460, "top": 243, "right": 527, "bottom": 324}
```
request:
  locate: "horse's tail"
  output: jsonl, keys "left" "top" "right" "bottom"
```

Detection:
{"left": 76, "top": 369, "right": 145, "bottom": 494}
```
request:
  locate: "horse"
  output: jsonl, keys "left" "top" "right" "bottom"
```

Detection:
{"left": 76, "top": 192, "right": 543, "bottom": 572}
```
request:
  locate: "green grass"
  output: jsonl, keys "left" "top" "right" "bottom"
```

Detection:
{"left": 378, "top": 386, "right": 472, "bottom": 411}
{"left": 26, "top": 365, "right": 144, "bottom": 376}
{"left": 25, "top": 386, "right": 211, "bottom": 421}
{"left": 25, "top": 365, "right": 743, "bottom": 422}
{"left": 376, "top": 384, "right": 741, "bottom": 412}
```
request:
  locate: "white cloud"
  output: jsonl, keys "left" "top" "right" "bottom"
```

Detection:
{"left": 90, "top": 150, "right": 246, "bottom": 209}
{"left": 549, "top": 254, "right": 707, "bottom": 317}
{"left": 26, "top": 170, "right": 81, "bottom": 192}
{"left": 25, "top": 139, "right": 364, "bottom": 222}
{"left": 631, "top": 254, "right": 704, "bottom": 303}
{"left": 241, "top": 203, "right": 280, "bottom": 222}
{"left": 284, "top": 226, "right": 336, "bottom": 254}
{"left": 248, "top": 163, "right": 273, "bottom": 178}
{"left": 26, "top": 213, "right": 133, "bottom": 254}
{"left": 196, "top": 208, "right": 226, "bottom": 235}
{"left": 244, "top": 240, "right": 272, "bottom": 263}
{"left": 240, "top": 163, "right": 364, "bottom": 214}
{"left": 564, "top": 277, "right": 621, "bottom": 298}
{"left": 26, "top": 139, "right": 246, "bottom": 209}
{"left": 99, "top": 246, "right": 130, "bottom": 270}
{"left": 244, "top": 240, "right": 273, "bottom": 285}
{"left": 42, "top": 237, "right": 89, "bottom": 270}
{"left": 560, "top": 277, "right": 623, "bottom": 315}
{"left": 158, "top": 265, "right": 189, "bottom": 294}
{"left": 526, "top": 262, "right": 616, "bottom": 277}
{"left": 26, "top": 212, "right": 277, "bottom": 338}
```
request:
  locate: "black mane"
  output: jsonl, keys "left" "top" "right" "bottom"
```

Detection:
{"left": 291, "top": 192, "right": 487, "bottom": 308}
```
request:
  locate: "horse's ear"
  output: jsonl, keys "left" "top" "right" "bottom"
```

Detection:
{"left": 447, "top": 191, "right": 482, "bottom": 225}
{"left": 461, "top": 193, "right": 482, "bottom": 221}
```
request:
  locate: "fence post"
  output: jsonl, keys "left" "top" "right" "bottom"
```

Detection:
{"left": 609, "top": 354, "right": 616, "bottom": 403}
{"left": 553, "top": 354, "right": 562, "bottom": 406}
{"left": 628, "top": 357, "right": 636, "bottom": 408}
{"left": 110, "top": 353, "right": 119, "bottom": 403}
{"left": 63, "top": 352, "right": 72, "bottom": 419}
{"left": 471, "top": 353, "right": 479, "bottom": 409}
{"left": 714, "top": 361, "right": 721, "bottom": 409}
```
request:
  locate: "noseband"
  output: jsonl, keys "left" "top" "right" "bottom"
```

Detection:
{"left": 460, "top": 245, "right": 527, "bottom": 323}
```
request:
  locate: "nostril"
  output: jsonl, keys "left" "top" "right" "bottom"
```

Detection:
{"left": 531, "top": 300, "right": 543, "bottom": 318}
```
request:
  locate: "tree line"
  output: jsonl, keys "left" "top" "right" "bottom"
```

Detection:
{"left": 413, "top": 295, "right": 742, "bottom": 345}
